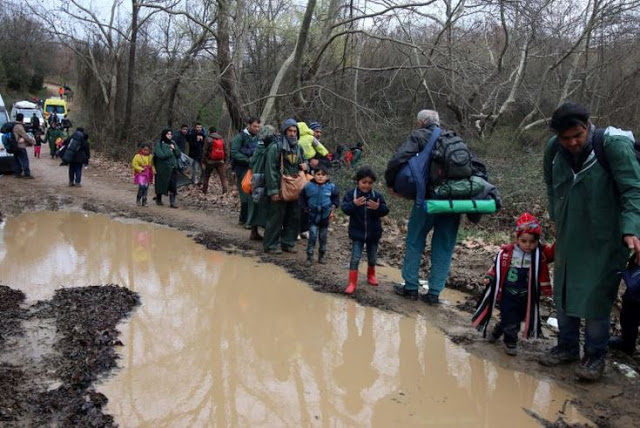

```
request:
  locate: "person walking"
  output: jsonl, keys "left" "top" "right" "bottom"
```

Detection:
{"left": 12, "top": 113, "right": 36, "bottom": 178}
{"left": 59, "top": 128, "right": 90, "bottom": 187}
{"left": 45, "top": 122, "right": 64, "bottom": 158}
{"left": 131, "top": 143, "right": 154, "bottom": 206}
{"left": 538, "top": 102, "right": 640, "bottom": 381}
{"left": 154, "top": 129, "right": 182, "bottom": 208}
{"left": 246, "top": 125, "right": 277, "bottom": 241}
{"left": 201, "top": 127, "right": 229, "bottom": 195}
{"left": 263, "top": 118, "right": 306, "bottom": 253}
{"left": 187, "top": 122, "right": 206, "bottom": 184}
{"left": 385, "top": 110, "right": 461, "bottom": 305}
{"left": 231, "top": 116, "right": 261, "bottom": 227}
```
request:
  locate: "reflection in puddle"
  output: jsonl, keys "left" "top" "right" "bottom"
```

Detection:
{"left": 0, "top": 212, "right": 592, "bottom": 427}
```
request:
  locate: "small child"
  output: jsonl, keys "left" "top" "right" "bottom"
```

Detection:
{"left": 472, "top": 213, "right": 554, "bottom": 356}
{"left": 33, "top": 132, "right": 43, "bottom": 158}
{"left": 300, "top": 165, "right": 340, "bottom": 266}
{"left": 340, "top": 166, "right": 389, "bottom": 294}
{"left": 131, "top": 143, "right": 155, "bottom": 206}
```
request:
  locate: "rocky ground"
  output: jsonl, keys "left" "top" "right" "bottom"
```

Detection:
{"left": 0, "top": 151, "right": 638, "bottom": 427}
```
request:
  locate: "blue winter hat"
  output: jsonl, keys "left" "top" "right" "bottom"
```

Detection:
{"left": 623, "top": 258, "right": 640, "bottom": 298}
{"left": 309, "top": 121, "right": 322, "bottom": 131}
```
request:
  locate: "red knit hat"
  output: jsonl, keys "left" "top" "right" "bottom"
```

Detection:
{"left": 515, "top": 212, "right": 541, "bottom": 237}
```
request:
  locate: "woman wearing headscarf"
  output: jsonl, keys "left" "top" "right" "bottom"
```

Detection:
{"left": 154, "top": 128, "right": 182, "bottom": 208}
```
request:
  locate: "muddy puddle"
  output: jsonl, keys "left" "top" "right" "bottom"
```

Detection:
{"left": 0, "top": 212, "right": 593, "bottom": 427}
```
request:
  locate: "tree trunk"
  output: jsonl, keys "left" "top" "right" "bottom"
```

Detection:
{"left": 216, "top": 0, "right": 244, "bottom": 131}
{"left": 121, "top": 0, "right": 138, "bottom": 143}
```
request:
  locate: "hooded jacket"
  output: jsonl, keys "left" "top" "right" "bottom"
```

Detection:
{"left": 297, "top": 122, "right": 329, "bottom": 160}
{"left": 265, "top": 119, "right": 304, "bottom": 197}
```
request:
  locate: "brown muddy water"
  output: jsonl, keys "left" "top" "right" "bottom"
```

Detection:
{"left": 0, "top": 212, "right": 593, "bottom": 427}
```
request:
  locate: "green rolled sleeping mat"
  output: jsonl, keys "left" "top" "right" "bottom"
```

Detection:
{"left": 424, "top": 199, "right": 497, "bottom": 214}
{"left": 431, "top": 176, "right": 486, "bottom": 199}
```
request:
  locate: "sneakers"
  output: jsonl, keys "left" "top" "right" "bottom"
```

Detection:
{"left": 420, "top": 293, "right": 441, "bottom": 305}
{"left": 393, "top": 284, "right": 418, "bottom": 300}
{"left": 575, "top": 354, "right": 605, "bottom": 381}
{"left": 538, "top": 346, "right": 580, "bottom": 367}
{"left": 282, "top": 246, "right": 297, "bottom": 254}
{"left": 300, "top": 231, "right": 309, "bottom": 239}
{"left": 68, "top": 182, "right": 74, "bottom": 187}
{"left": 504, "top": 342, "right": 518, "bottom": 356}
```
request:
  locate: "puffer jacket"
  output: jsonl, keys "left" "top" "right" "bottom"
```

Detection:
{"left": 341, "top": 188, "right": 389, "bottom": 243}
{"left": 300, "top": 179, "right": 340, "bottom": 224}
{"left": 298, "top": 121, "right": 329, "bottom": 160}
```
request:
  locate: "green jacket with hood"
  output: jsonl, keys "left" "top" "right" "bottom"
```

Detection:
{"left": 265, "top": 119, "right": 304, "bottom": 197}
{"left": 543, "top": 126, "right": 640, "bottom": 318}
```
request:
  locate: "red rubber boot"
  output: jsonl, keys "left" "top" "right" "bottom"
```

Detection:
{"left": 345, "top": 270, "right": 359, "bottom": 295}
{"left": 367, "top": 266, "right": 379, "bottom": 286}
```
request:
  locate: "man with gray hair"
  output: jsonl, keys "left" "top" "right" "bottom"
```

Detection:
{"left": 384, "top": 109, "right": 461, "bottom": 304}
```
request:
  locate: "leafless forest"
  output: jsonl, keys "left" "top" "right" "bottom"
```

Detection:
{"left": 2, "top": 0, "right": 640, "bottom": 155}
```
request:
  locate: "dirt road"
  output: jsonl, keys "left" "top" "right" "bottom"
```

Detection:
{"left": 1, "top": 149, "right": 639, "bottom": 426}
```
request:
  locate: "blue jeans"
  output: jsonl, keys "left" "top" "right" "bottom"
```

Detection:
{"left": 349, "top": 240, "right": 377, "bottom": 270}
{"left": 401, "top": 204, "right": 460, "bottom": 295}
{"left": 556, "top": 308, "right": 610, "bottom": 358}
{"left": 191, "top": 158, "right": 202, "bottom": 183}
{"left": 307, "top": 223, "right": 328, "bottom": 256}
{"left": 13, "top": 148, "right": 30, "bottom": 176}
{"left": 68, "top": 163, "right": 83, "bottom": 184}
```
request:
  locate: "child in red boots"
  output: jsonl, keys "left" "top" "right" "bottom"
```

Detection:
{"left": 472, "top": 213, "right": 554, "bottom": 355}
{"left": 340, "top": 166, "right": 389, "bottom": 294}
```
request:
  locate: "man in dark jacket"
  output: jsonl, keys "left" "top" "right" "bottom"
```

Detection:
{"left": 188, "top": 122, "right": 206, "bottom": 184}
{"left": 173, "top": 124, "right": 188, "bottom": 153}
{"left": 231, "top": 116, "right": 261, "bottom": 226}
{"left": 61, "top": 128, "right": 90, "bottom": 187}
{"left": 31, "top": 113, "right": 40, "bottom": 133}
{"left": 385, "top": 109, "right": 460, "bottom": 305}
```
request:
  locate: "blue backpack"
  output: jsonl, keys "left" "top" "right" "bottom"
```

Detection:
{"left": 393, "top": 127, "right": 441, "bottom": 204}
{"left": 1, "top": 122, "right": 16, "bottom": 154}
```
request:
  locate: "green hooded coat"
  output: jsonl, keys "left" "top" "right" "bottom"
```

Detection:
{"left": 154, "top": 140, "right": 182, "bottom": 195}
{"left": 543, "top": 127, "right": 640, "bottom": 318}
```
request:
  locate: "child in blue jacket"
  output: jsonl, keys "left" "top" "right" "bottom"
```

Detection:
{"left": 300, "top": 165, "right": 340, "bottom": 266}
{"left": 341, "top": 166, "right": 389, "bottom": 294}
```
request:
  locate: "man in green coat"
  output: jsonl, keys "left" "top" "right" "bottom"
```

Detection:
{"left": 45, "top": 122, "right": 64, "bottom": 158}
{"left": 263, "top": 118, "right": 307, "bottom": 253}
{"left": 231, "top": 116, "right": 261, "bottom": 227}
{"left": 540, "top": 103, "right": 640, "bottom": 381}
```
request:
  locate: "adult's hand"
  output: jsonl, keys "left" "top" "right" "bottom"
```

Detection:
{"left": 623, "top": 235, "right": 640, "bottom": 264}
{"left": 270, "top": 194, "right": 282, "bottom": 202}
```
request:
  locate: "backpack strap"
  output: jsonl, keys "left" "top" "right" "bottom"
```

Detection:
{"left": 591, "top": 128, "right": 610, "bottom": 175}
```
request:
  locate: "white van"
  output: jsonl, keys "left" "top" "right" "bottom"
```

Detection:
{"left": 11, "top": 100, "right": 45, "bottom": 132}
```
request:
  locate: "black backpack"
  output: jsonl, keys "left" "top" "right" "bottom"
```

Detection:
{"left": 429, "top": 130, "right": 473, "bottom": 184}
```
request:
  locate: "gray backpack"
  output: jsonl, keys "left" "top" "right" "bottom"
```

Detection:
{"left": 429, "top": 131, "right": 473, "bottom": 184}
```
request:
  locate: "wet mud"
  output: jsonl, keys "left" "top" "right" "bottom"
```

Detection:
{"left": 0, "top": 152, "right": 637, "bottom": 426}
{"left": 0, "top": 284, "right": 138, "bottom": 426}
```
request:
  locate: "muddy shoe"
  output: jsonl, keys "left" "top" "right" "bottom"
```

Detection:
{"left": 318, "top": 253, "right": 327, "bottom": 264}
{"left": 538, "top": 346, "right": 580, "bottom": 367}
{"left": 575, "top": 355, "right": 605, "bottom": 381}
{"left": 282, "top": 246, "right": 297, "bottom": 254}
{"left": 249, "top": 227, "right": 263, "bottom": 241}
{"left": 393, "top": 284, "right": 418, "bottom": 300}
{"left": 305, "top": 255, "right": 314, "bottom": 267}
{"left": 420, "top": 293, "right": 441, "bottom": 305}
{"left": 488, "top": 326, "right": 502, "bottom": 344}
{"left": 504, "top": 342, "right": 518, "bottom": 356}
{"left": 264, "top": 248, "right": 283, "bottom": 255}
